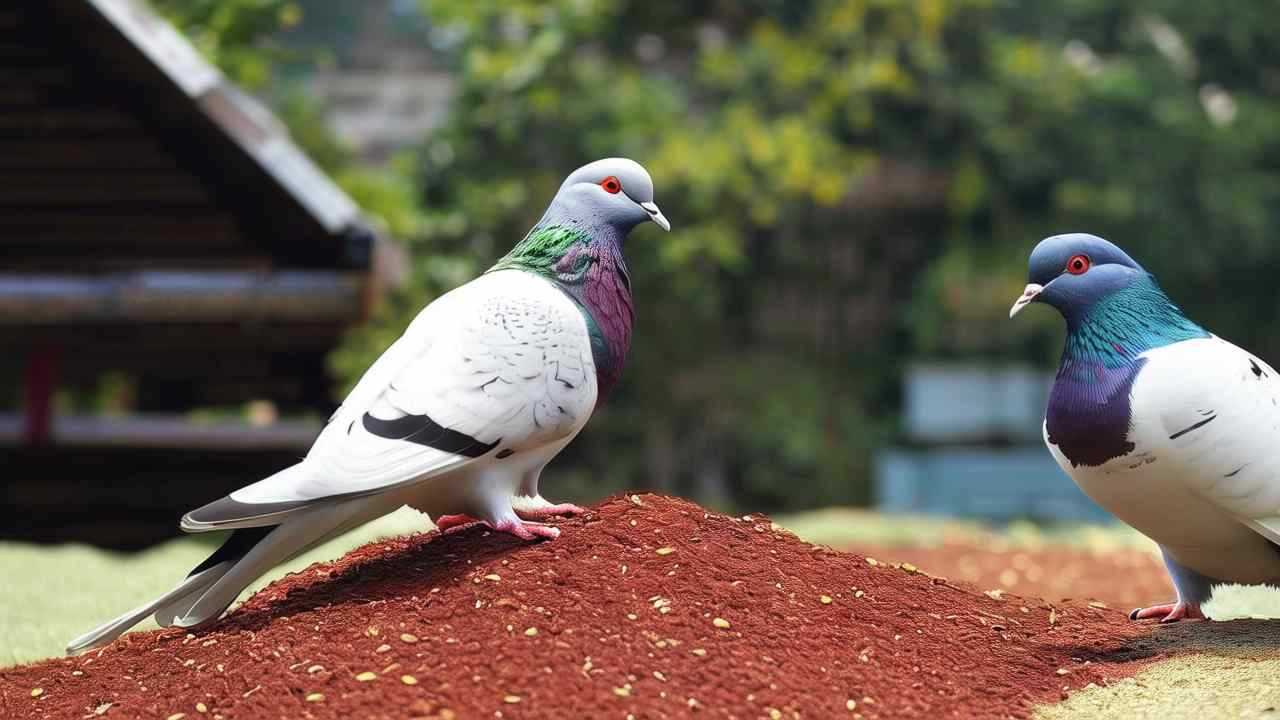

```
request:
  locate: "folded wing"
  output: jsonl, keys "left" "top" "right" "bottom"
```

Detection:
{"left": 1137, "top": 336, "right": 1280, "bottom": 543}
{"left": 183, "top": 272, "right": 597, "bottom": 531}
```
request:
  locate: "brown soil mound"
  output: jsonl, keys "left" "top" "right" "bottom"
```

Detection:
{"left": 2, "top": 495, "right": 1163, "bottom": 719}
{"left": 847, "top": 542, "right": 1173, "bottom": 612}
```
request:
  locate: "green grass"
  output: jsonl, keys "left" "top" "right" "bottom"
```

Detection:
{"left": 0, "top": 507, "right": 430, "bottom": 668}
{"left": 773, "top": 506, "right": 1158, "bottom": 553}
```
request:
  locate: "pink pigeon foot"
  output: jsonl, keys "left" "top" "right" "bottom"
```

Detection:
{"left": 436, "top": 514, "right": 560, "bottom": 542}
{"left": 435, "top": 514, "right": 480, "bottom": 533}
{"left": 491, "top": 518, "right": 561, "bottom": 541}
{"left": 1128, "top": 601, "right": 1204, "bottom": 623}
{"left": 514, "top": 502, "right": 587, "bottom": 520}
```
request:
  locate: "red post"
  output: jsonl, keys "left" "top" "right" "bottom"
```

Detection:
{"left": 23, "top": 344, "right": 59, "bottom": 446}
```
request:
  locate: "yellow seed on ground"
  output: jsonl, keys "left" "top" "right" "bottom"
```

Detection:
{"left": 307, "top": 664, "right": 325, "bottom": 674}
{"left": 196, "top": 702, "right": 208, "bottom": 712}
{"left": 400, "top": 633, "right": 419, "bottom": 643}
{"left": 401, "top": 675, "right": 419, "bottom": 685}
{"left": 355, "top": 671, "right": 378, "bottom": 682}
{"left": 901, "top": 563, "right": 918, "bottom": 573}
{"left": 846, "top": 699, "right": 857, "bottom": 711}
{"left": 712, "top": 617, "right": 731, "bottom": 629}
{"left": 484, "top": 574, "right": 501, "bottom": 582}
{"left": 306, "top": 693, "right": 324, "bottom": 703}
{"left": 692, "top": 648, "right": 707, "bottom": 657}
{"left": 376, "top": 643, "right": 392, "bottom": 653}
{"left": 865, "top": 557, "right": 879, "bottom": 566}
{"left": 1049, "top": 608, "right": 1058, "bottom": 625}
{"left": 656, "top": 547, "right": 676, "bottom": 555}
{"left": 820, "top": 595, "right": 833, "bottom": 605}
{"left": 769, "top": 709, "right": 783, "bottom": 720}
{"left": 614, "top": 686, "right": 631, "bottom": 697}
{"left": 525, "top": 627, "right": 538, "bottom": 637}
{"left": 503, "top": 694, "right": 522, "bottom": 704}
{"left": 94, "top": 703, "right": 112, "bottom": 715}
{"left": 30, "top": 688, "right": 44, "bottom": 698}
{"left": 1056, "top": 668, "right": 1071, "bottom": 675}
{"left": 167, "top": 714, "right": 186, "bottom": 720}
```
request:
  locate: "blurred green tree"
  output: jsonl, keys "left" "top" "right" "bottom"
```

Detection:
{"left": 165, "top": 0, "right": 1280, "bottom": 512}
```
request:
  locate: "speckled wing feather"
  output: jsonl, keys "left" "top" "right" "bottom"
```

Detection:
{"left": 1129, "top": 336, "right": 1280, "bottom": 541}
{"left": 183, "top": 271, "right": 597, "bottom": 528}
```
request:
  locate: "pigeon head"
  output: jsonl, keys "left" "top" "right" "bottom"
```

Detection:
{"left": 1009, "top": 233, "right": 1146, "bottom": 321}
{"left": 546, "top": 157, "right": 670, "bottom": 233}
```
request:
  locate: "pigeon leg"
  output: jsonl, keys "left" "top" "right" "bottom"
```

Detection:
{"left": 438, "top": 483, "right": 563, "bottom": 541}
{"left": 513, "top": 467, "right": 585, "bottom": 519}
{"left": 1129, "top": 546, "right": 1216, "bottom": 623}
{"left": 512, "top": 494, "right": 586, "bottom": 520}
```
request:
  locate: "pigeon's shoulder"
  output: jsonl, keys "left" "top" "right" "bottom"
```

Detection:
{"left": 1130, "top": 334, "right": 1279, "bottom": 435}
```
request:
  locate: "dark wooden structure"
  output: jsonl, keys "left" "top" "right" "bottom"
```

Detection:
{"left": 0, "top": 0, "right": 399, "bottom": 547}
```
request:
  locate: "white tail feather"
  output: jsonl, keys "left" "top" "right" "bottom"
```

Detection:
{"left": 65, "top": 563, "right": 229, "bottom": 655}
{"left": 68, "top": 494, "right": 399, "bottom": 655}
{"left": 173, "top": 498, "right": 383, "bottom": 628}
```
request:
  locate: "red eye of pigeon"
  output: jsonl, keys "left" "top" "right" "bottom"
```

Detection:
{"left": 1066, "top": 254, "right": 1091, "bottom": 275}
{"left": 600, "top": 176, "right": 622, "bottom": 194}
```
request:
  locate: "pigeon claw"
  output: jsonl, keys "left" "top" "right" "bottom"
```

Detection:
{"left": 1128, "top": 601, "right": 1204, "bottom": 623}
{"left": 492, "top": 518, "right": 561, "bottom": 542}
{"left": 435, "top": 514, "right": 480, "bottom": 533}
{"left": 435, "top": 513, "right": 560, "bottom": 542}
{"left": 514, "top": 502, "right": 587, "bottom": 520}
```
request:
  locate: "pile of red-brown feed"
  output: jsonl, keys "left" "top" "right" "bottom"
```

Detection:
{"left": 2, "top": 495, "right": 1166, "bottom": 719}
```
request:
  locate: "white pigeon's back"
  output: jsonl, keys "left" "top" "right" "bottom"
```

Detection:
{"left": 1132, "top": 337, "right": 1280, "bottom": 522}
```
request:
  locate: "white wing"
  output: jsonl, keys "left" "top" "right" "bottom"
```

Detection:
{"left": 183, "top": 271, "right": 597, "bottom": 528}
{"left": 1130, "top": 336, "right": 1280, "bottom": 542}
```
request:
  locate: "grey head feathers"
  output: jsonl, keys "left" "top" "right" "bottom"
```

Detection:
{"left": 1011, "top": 233, "right": 1149, "bottom": 321}
{"left": 540, "top": 157, "right": 670, "bottom": 233}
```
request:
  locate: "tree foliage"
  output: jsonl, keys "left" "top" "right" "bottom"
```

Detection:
{"left": 168, "top": 0, "right": 1280, "bottom": 511}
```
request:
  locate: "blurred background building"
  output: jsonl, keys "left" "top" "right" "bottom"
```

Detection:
{"left": 875, "top": 366, "right": 1108, "bottom": 522}
{"left": 0, "top": 0, "right": 391, "bottom": 546}
{"left": 5, "top": 0, "right": 1276, "bottom": 546}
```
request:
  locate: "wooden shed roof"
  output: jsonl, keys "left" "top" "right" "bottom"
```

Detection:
{"left": 1, "top": 0, "right": 381, "bottom": 276}
{"left": 0, "top": 0, "right": 410, "bottom": 410}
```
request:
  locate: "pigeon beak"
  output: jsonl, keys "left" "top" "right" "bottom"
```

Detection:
{"left": 1009, "top": 283, "right": 1043, "bottom": 318}
{"left": 640, "top": 201, "right": 671, "bottom": 232}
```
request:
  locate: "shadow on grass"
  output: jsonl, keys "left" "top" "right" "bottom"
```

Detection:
{"left": 1063, "top": 619, "right": 1280, "bottom": 667}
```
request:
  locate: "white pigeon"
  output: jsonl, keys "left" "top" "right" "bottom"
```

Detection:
{"left": 1011, "top": 233, "right": 1280, "bottom": 622}
{"left": 67, "top": 158, "right": 670, "bottom": 653}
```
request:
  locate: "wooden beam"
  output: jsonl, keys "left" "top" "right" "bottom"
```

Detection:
{"left": 0, "top": 270, "right": 367, "bottom": 324}
{"left": 0, "top": 412, "right": 320, "bottom": 450}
